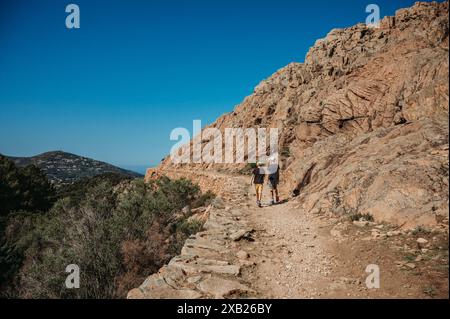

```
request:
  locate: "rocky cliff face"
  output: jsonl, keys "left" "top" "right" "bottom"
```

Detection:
{"left": 151, "top": 2, "right": 449, "bottom": 229}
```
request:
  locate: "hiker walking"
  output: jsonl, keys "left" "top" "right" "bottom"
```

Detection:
{"left": 251, "top": 162, "right": 265, "bottom": 208}
{"left": 267, "top": 153, "right": 280, "bottom": 205}
{"left": 268, "top": 166, "right": 280, "bottom": 205}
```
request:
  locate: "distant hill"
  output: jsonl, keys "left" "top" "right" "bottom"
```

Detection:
{"left": 4, "top": 151, "right": 143, "bottom": 186}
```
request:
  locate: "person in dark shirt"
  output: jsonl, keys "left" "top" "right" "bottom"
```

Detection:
{"left": 251, "top": 162, "right": 265, "bottom": 207}
{"left": 268, "top": 165, "right": 280, "bottom": 205}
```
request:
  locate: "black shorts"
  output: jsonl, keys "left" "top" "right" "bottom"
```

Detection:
{"left": 269, "top": 179, "right": 278, "bottom": 190}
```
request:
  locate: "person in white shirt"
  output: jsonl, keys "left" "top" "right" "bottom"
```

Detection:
{"left": 266, "top": 153, "right": 280, "bottom": 205}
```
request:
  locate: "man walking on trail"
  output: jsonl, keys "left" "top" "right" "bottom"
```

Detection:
{"left": 268, "top": 165, "right": 280, "bottom": 205}
{"left": 251, "top": 162, "right": 265, "bottom": 208}
{"left": 267, "top": 153, "right": 280, "bottom": 205}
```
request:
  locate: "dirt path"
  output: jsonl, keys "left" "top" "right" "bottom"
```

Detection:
{"left": 225, "top": 173, "right": 448, "bottom": 299}
{"left": 241, "top": 199, "right": 337, "bottom": 298}
{"left": 130, "top": 170, "right": 448, "bottom": 299}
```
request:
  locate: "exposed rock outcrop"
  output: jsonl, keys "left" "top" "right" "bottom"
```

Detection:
{"left": 152, "top": 1, "right": 449, "bottom": 229}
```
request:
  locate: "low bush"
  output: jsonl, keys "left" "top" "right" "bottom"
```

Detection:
{"left": 0, "top": 156, "right": 55, "bottom": 217}
{"left": 191, "top": 190, "right": 216, "bottom": 208}
{"left": 1, "top": 174, "right": 210, "bottom": 298}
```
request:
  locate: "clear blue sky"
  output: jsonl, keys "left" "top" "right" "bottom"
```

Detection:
{"left": 0, "top": 0, "right": 422, "bottom": 172}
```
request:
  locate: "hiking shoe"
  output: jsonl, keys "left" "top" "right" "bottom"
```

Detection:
{"left": 270, "top": 200, "right": 275, "bottom": 205}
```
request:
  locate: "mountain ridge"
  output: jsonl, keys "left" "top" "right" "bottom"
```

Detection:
{"left": 3, "top": 151, "right": 143, "bottom": 186}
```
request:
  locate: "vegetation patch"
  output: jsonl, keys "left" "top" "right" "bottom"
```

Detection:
{"left": 411, "top": 226, "right": 432, "bottom": 236}
{"left": 238, "top": 163, "right": 257, "bottom": 175}
{"left": 0, "top": 157, "right": 213, "bottom": 298}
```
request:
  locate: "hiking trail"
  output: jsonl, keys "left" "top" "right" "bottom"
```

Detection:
{"left": 128, "top": 170, "right": 449, "bottom": 299}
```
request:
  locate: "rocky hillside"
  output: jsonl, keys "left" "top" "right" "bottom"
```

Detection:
{"left": 5, "top": 151, "right": 142, "bottom": 186}
{"left": 153, "top": 2, "right": 449, "bottom": 229}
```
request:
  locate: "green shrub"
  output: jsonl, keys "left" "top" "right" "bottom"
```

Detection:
{"left": 411, "top": 226, "right": 431, "bottom": 236}
{"left": 0, "top": 237, "right": 22, "bottom": 292}
{"left": 0, "top": 156, "right": 55, "bottom": 295}
{"left": 238, "top": 163, "right": 257, "bottom": 175}
{"left": 5, "top": 175, "right": 207, "bottom": 298}
{"left": 0, "top": 156, "right": 55, "bottom": 217}
{"left": 176, "top": 219, "right": 204, "bottom": 236}
{"left": 56, "top": 172, "right": 131, "bottom": 205}
{"left": 192, "top": 191, "right": 216, "bottom": 208}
